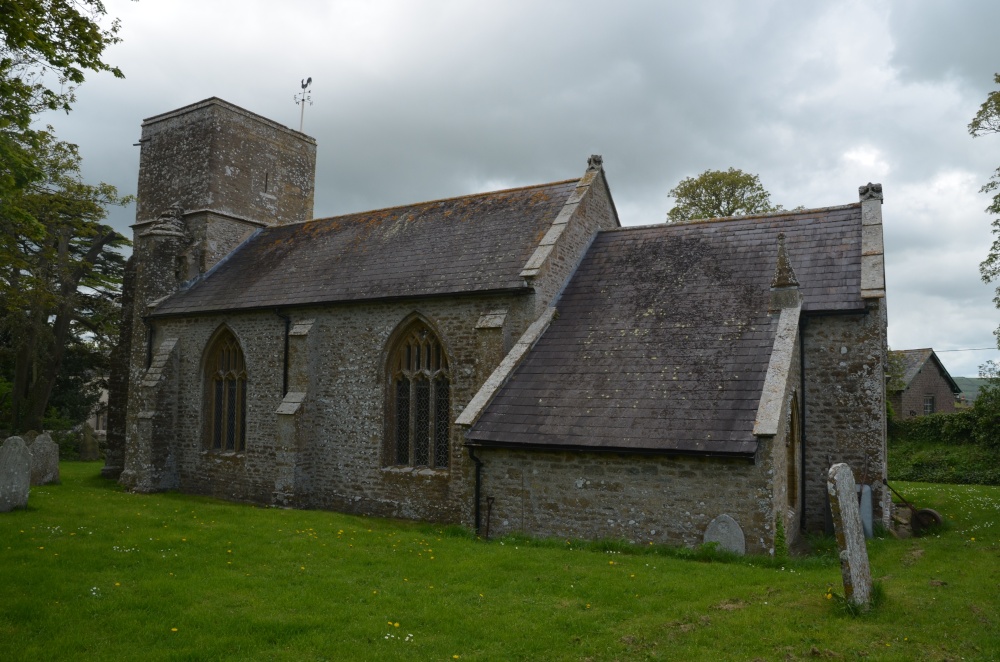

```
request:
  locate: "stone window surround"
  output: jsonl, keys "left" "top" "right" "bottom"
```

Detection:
{"left": 385, "top": 316, "right": 452, "bottom": 471}
{"left": 204, "top": 326, "right": 248, "bottom": 454}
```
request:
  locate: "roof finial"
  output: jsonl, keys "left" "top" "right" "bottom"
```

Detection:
{"left": 858, "top": 182, "right": 883, "bottom": 203}
{"left": 587, "top": 154, "right": 603, "bottom": 171}
{"left": 771, "top": 233, "right": 799, "bottom": 289}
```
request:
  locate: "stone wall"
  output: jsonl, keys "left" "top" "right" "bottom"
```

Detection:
{"left": 474, "top": 447, "right": 778, "bottom": 554}
{"left": 126, "top": 293, "right": 537, "bottom": 524}
{"left": 801, "top": 299, "right": 889, "bottom": 532}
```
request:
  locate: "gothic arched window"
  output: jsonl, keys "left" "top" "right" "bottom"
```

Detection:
{"left": 205, "top": 329, "right": 247, "bottom": 452}
{"left": 388, "top": 322, "right": 450, "bottom": 469}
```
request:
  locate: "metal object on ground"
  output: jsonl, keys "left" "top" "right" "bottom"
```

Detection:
{"left": 883, "top": 478, "right": 943, "bottom": 536}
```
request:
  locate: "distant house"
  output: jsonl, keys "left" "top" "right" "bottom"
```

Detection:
{"left": 889, "top": 349, "right": 960, "bottom": 417}
{"left": 952, "top": 377, "right": 991, "bottom": 406}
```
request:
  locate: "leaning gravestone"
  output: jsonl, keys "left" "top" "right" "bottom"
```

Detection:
{"left": 827, "top": 463, "right": 872, "bottom": 606}
{"left": 703, "top": 513, "right": 746, "bottom": 555}
{"left": 29, "top": 433, "right": 60, "bottom": 486}
{"left": 0, "top": 436, "right": 31, "bottom": 512}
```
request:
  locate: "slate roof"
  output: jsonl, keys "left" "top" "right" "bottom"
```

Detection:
{"left": 466, "top": 204, "right": 866, "bottom": 456}
{"left": 891, "top": 349, "right": 960, "bottom": 393}
{"left": 151, "top": 180, "right": 580, "bottom": 316}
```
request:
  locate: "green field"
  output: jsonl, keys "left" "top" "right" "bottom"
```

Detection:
{"left": 1, "top": 464, "right": 998, "bottom": 661}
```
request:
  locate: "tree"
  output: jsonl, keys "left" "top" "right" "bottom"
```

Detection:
{"left": 0, "top": 130, "right": 130, "bottom": 433}
{"left": 0, "top": 1, "right": 129, "bottom": 433}
{"left": 667, "top": 167, "right": 783, "bottom": 222}
{"left": 970, "top": 74, "right": 1000, "bottom": 348}
{"left": 1, "top": 0, "right": 124, "bottom": 233}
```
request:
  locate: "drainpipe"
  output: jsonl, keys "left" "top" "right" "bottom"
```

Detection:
{"left": 799, "top": 316, "right": 808, "bottom": 531}
{"left": 467, "top": 446, "right": 484, "bottom": 535}
{"left": 274, "top": 309, "right": 290, "bottom": 396}
{"left": 143, "top": 317, "right": 154, "bottom": 369}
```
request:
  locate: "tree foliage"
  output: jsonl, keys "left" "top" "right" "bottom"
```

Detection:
{"left": 970, "top": 74, "right": 1000, "bottom": 348}
{"left": 0, "top": 0, "right": 123, "bottom": 130}
{"left": 667, "top": 167, "right": 783, "bottom": 223}
{"left": 1, "top": 0, "right": 124, "bottom": 233}
{"left": 0, "top": 1, "right": 129, "bottom": 433}
{"left": 0, "top": 130, "right": 130, "bottom": 433}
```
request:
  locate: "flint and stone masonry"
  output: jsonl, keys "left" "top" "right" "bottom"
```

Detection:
{"left": 113, "top": 98, "right": 889, "bottom": 555}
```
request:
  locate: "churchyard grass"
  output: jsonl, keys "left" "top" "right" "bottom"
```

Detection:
{"left": 1, "top": 464, "right": 998, "bottom": 661}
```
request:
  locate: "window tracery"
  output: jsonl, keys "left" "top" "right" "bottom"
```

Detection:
{"left": 389, "top": 322, "right": 450, "bottom": 469}
{"left": 205, "top": 329, "right": 247, "bottom": 452}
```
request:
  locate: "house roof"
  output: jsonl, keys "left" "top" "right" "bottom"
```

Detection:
{"left": 891, "top": 349, "right": 961, "bottom": 394}
{"left": 466, "top": 204, "right": 866, "bottom": 456}
{"left": 151, "top": 179, "right": 581, "bottom": 316}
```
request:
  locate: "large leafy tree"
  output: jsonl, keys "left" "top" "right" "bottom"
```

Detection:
{"left": 1, "top": 0, "right": 123, "bottom": 234}
{"left": 0, "top": 1, "right": 129, "bottom": 433}
{"left": 970, "top": 74, "right": 1000, "bottom": 347}
{"left": 0, "top": 131, "right": 130, "bottom": 432}
{"left": 667, "top": 167, "right": 782, "bottom": 222}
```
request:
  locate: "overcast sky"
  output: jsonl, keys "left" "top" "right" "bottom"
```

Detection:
{"left": 39, "top": 0, "right": 1000, "bottom": 377}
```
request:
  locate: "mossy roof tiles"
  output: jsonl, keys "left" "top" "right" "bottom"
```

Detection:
{"left": 467, "top": 204, "right": 865, "bottom": 455}
{"left": 151, "top": 179, "right": 579, "bottom": 315}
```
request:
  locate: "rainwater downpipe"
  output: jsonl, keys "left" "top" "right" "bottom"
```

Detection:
{"left": 143, "top": 317, "right": 154, "bottom": 369}
{"left": 799, "top": 316, "right": 808, "bottom": 531}
{"left": 467, "top": 446, "right": 484, "bottom": 535}
{"left": 274, "top": 309, "right": 290, "bottom": 397}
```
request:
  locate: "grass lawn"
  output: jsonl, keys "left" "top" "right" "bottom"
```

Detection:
{"left": 1, "top": 464, "right": 998, "bottom": 661}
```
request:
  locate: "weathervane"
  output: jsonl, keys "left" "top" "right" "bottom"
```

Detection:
{"left": 295, "top": 77, "right": 313, "bottom": 132}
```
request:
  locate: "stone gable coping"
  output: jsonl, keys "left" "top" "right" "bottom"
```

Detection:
{"left": 753, "top": 302, "right": 801, "bottom": 438}
{"left": 456, "top": 306, "right": 558, "bottom": 427}
{"left": 859, "top": 182, "right": 885, "bottom": 299}
{"left": 519, "top": 164, "right": 601, "bottom": 280}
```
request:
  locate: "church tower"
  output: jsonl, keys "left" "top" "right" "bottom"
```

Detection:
{"left": 112, "top": 98, "right": 316, "bottom": 489}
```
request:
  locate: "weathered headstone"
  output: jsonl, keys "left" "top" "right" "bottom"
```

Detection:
{"left": 828, "top": 463, "right": 872, "bottom": 606}
{"left": 703, "top": 513, "right": 746, "bottom": 555}
{"left": 80, "top": 423, "right": 101, "bottom": 462}
{"left": 29, "top": 433, "right": 60, "bottom": 486}
{"left": 0, "top": 436, "right": 31, "bottom": 512}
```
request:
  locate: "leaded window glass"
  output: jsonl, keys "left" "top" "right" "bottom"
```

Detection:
{"left": 205, "top": 329, "right": 247, "bottom": 452}
{"left": 389, "top": 323, "right": 450, "bottom": 469}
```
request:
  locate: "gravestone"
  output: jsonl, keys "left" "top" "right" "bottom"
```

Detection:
{"left": 703, "top": 514, "right": 746, "bottom": 555}
{"left": 827, "top": 463, "right": 872, "bottom": 606}
{"left": 0, "top": 436, "right": 31, "bottom": 512}
{"left": 80, "top": 423, "right": 101, "bottom": 462}
{"left": 29, "top": 433, "right": 60, "bottom": 486}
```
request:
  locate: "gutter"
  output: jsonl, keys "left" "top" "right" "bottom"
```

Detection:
{"left": 467, "top": 447, "right": 484, "bottom": 535}
{"left": 274, "top": 309, "right": 291, "bottom": 396}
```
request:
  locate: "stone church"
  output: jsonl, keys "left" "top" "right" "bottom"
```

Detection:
{"left": 104, "top": 98, "right": 889, "bottom": 554}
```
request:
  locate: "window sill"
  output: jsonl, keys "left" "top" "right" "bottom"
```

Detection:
{"left": 201, "top": 449, "right": 246, "bottom": 460}
{"left": 382, "top": 465, "right": 449, "bottom": 477}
